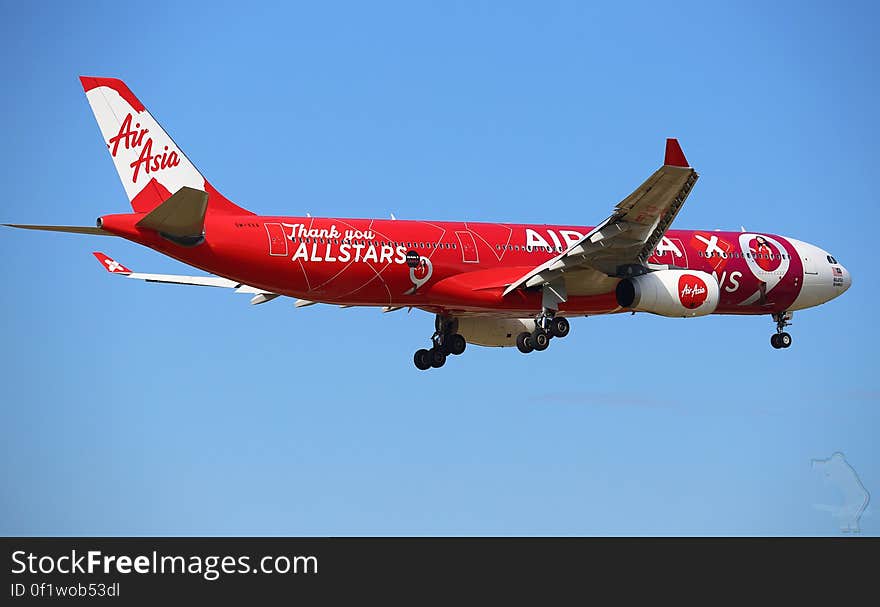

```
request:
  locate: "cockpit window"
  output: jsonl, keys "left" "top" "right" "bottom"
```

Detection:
{"left": 827, "top": 254, "right": 839, "bottom": 264}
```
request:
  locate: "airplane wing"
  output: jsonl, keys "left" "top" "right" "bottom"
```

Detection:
{"left": 503, "top": 139, "right": 699, "bottom": 298}
{"left": 93, "top": 253, "right": 406, "bottom": 311}
{"left": 92, "top": 252, "right": 280, "bottom": 304}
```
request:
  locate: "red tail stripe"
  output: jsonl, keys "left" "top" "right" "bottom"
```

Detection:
{"left": 79, "top": 76, "right": 145, "bottom": 112}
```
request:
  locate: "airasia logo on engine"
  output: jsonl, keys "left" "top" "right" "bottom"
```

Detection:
{"left": 678, "top": 274, "right": 708, "bottom": 309}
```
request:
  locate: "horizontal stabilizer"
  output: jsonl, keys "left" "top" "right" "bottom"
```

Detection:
{"left": 136, "top": 186, "right": 208, "bottom": 238}
{"left": 92, "top": 252, "right": 278, "bottom": 302}
{"left": 4, "top": 224, "right": 112, "bottom": 236}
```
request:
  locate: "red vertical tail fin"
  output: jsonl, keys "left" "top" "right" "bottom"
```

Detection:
{"left": 80, "top": 76, "right": 253, "bottom": 216}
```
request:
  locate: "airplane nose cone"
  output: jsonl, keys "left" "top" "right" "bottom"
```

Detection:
{"left": 840, "top": 266, "right": 852, "bottom": 292}
{"left": 786, "top": 238, "right": 851, "bottom": 310}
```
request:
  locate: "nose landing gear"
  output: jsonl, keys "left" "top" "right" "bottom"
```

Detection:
{"left": 413, "top": 315, "right": 467, "bottom": 370}
{"left": 770, "top": 312, "right": 793, "bottom": 349}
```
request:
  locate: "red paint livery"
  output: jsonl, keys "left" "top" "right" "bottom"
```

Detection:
{"left": 79, "top": 76, "right": 145, "bottom": 112}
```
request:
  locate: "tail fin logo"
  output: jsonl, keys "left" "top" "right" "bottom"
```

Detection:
{"left": 108, "top": 113, "right": 181, "bottom": 183}
{"left": 81, "top": 76, "right": 253, "bottom": 215}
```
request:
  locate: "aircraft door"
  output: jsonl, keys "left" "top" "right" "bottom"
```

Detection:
{"left": 456, "top": 231, "right": 479, "bottom": 263}
{"left": 801, "top": 248, "right": 820, "bottom": 275}
{"left": 265, "top": 222, "right": 289, "bottom": 256}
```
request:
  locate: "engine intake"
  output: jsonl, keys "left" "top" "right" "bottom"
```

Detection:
{"left": 616, "top": 269, "right": 719, "bottom": 317}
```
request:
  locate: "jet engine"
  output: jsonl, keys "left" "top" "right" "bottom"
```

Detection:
{"left": 615, "top": 269, "right": 719, "bottom": 317}
{"left": 455, "top": 317, "right": 537, "bottom": 347}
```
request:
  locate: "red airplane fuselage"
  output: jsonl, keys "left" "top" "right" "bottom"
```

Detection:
{"left": 97, "top": 211, "right": 827, "bottom": 318}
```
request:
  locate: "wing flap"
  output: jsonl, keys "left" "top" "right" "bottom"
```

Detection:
{"left": 133, "top": 273, "right": 238, "bottom": 288}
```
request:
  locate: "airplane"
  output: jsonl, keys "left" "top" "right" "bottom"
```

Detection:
{"left": 5, "top": 77, "right": 852, "bottom": 370}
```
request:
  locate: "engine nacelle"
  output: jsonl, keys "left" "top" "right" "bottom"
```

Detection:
{"left": 615, "top": 269, "right": 719, "bottom": 317}
{"left": 455, "top": 317, "right": 537, "bottom": 347}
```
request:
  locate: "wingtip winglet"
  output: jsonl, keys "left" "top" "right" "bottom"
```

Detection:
{"left": 92, "top": 251, "right": 131, "bottom": 274}
{"left": 664, "top": 138, "right": 689, "bottom": 168}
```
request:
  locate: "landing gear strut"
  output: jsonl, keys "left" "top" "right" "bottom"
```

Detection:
{"left": 516, "top": 309, "right": 571, "bottom": 354}
{"left": 770, "top": 312, "right": 793, "bottom": 349}
{"left": 413, "top": 315, "right": 467, "bottom": 370}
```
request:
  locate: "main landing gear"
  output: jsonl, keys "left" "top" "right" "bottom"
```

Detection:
{"left": 770, "top": 312, "right": 793, "bottom": 349}
{"left": 516, "top": 311, "right": 570, "bottom": 354}
{"left": 413, "top": 315, "right": 467, "bottom": 370}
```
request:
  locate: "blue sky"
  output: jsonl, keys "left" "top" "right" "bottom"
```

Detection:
{"left": 1, "top": 0, "right": 876, "bottom": 535}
